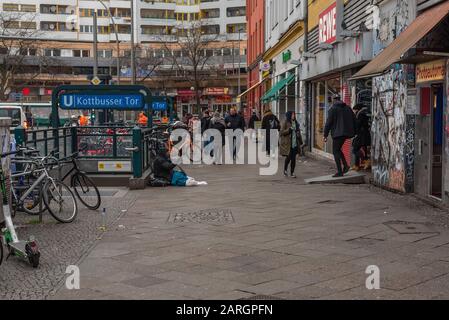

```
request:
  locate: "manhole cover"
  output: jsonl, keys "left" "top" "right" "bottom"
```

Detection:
{"left": 239, "top": 295, "right": 284, "bottom": 300}
{"left": 384, "top": 221, "right": 439, "bottom": 234}
{"left": 317, "top": 200, "right": 343, "bottom": 204}
{"left": 167, "top": 209, "right": 234, "bottom": 225}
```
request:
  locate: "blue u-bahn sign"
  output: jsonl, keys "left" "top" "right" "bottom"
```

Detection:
{"left": 59, "top": 93, "right": 145, "bottom": 110}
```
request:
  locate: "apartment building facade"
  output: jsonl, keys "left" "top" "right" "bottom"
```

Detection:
{"left": 0, "top": 0, "right": 247, "bottom": 117}
{"left": 239, "top": 0, "right": 264, "bottom": 119}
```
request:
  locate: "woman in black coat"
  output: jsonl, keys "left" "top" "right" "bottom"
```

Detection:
{"left": 352, "top": 104, "right": 371, "bottom": 170}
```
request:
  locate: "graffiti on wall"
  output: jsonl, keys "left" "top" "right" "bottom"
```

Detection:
{"left": 445, "top": 60, "right": 449, "bottom": 198}
{"left": 372, "top": 67, "right": 408, "bottom": 192}
{"left": 404, "top": 115, "right": 415, "bottom": 193}
{"left": 374, "top": 0, "right": 412, "bottom": 55}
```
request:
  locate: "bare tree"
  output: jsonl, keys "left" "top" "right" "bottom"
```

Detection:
{"left": 0, "top": 12, "right": 55, "bottom": 101}
{"left": 162, "top": 20, "right": 219, "bottom": 111}
{"left": 134, "top": 46, "right": 164, "bottom": 85}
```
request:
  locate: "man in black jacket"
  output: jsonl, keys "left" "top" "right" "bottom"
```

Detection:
{"left": 225, "top": 108, "right": 245, "bottom": 160}
{"left": 324, "top": 95, "right": 356, "bottom": 177}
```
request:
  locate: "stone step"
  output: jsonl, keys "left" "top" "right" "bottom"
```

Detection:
{"left": 304, "top": 171, "right": 366, "bottom": 185}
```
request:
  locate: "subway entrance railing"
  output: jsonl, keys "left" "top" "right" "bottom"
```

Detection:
{"left": 14, "top": 124, "right": 153, "bottom": 180}
{"left": 13, "top": 85, "right": 174, "bottom": 186}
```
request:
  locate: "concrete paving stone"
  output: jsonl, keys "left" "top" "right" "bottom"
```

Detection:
{"left": 121, "top": 276, "right": 170, "bottom": 288}
{"left": 314, "top": 272, "right": 365, "bottom": 291}
{"left": 225, "top": 254, "right": 263, "bottom": 265}
{"left": 207, "top": 270, "right": 247, "bottom": 280}
{"left": 242, "top": 280, "right": 304, "bottom": 295}
{"left": 274, "top": 285, "right": 339, "bottom": 299}
{"left": 207, "top": 290, "right": 255, "bottom": 300}
{"left": 134, "top": 252, "right": 197, "bottom": 266}
{"left": 318, "top": 286, "right": 398, "bottom": 300}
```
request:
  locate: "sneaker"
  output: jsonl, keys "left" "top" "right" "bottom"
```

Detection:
{"left": 290, "top": 174, "right": 297, "bottom": 178}
{"left": 343, "top": 166, "right": 350, "bottom": 174}
{"left": 284, "top": 171, "right": 288, "bottom": 177}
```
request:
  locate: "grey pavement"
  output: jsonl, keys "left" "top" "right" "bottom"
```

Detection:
{"left": 0, "top": 187, "right": 136, "bottom": 300}
{"left": 37, "top": 158, "right": 449, "bottom": 299}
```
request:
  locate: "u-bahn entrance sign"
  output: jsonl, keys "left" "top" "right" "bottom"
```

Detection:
{"left": 51, "top": 85, "right": 152, "bottom": 127}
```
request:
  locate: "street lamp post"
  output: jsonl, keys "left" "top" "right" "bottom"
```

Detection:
{"left": 130, "top": 0, "right": 136, "bottom": 84}
{"left": 97, "top": 0, "right": 120, "bottom": 85}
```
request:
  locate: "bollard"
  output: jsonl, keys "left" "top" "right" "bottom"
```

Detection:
{"left": 71, "top": 126, "right": 78, "bottom": 154}
{"left": 131, "top": 126, "right": 142, "bottom": 179}
{"left": 14, "top": 125, "right": 26, "bottom": 147}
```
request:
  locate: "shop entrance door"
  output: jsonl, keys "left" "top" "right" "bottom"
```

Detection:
{"left": 431, "top": 85, "right": 444, "bottom": 199}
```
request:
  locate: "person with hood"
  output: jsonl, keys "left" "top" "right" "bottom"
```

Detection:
{"left": 280, "top": 111, "right": 302, "bottom": 178}
{"left": 225, "top": 108, "right": 245, "bottom": 160}
{"left": 248, "top": 110, "right": 260, "bottom": 129}
{"left": 324, "top": 95, "right": 356, "bottom": 177}
{"left": 352, "top": 103, "right": 371, "bottom": 171}
{"left": 210, "top": 112, "right": 226, "bottom": 164}
{"left": 152, "top": 143, "right": 207, "bottom": 187}
{"left": 261, "top": 109, "right": 280, "bottom": 156}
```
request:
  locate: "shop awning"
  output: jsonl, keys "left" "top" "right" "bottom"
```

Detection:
{"left": 237, "top": 78, "right": 267, "bottom": 100}
{"left": 262, "top": 73, "right": 296, "bottom": 103}
{"left": 350, "top": 1, "right": 449, "bottom": 80}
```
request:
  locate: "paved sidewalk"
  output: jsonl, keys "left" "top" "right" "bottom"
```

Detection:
{"left": 0, "top": 188, "right": 136, "bottom": 300}
{"left": 54, "top": 158, "right": 449, "bottom": 300}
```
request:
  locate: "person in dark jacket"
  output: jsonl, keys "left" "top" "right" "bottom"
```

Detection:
{"left": 225, "top": 108, "right": 245, "bottom": 160}
{"left": 261, "top": 109, "right": 280, "bottom": 156}
{"left": 279, "top": 111, "right": 302, "bottom": 178}
{"left": 248, "top": 110, "right": 260, "bottom": 129}
{"left": 324, "top": 95, "right": 356, "bottom": 177}
{"left": 352, "top": 104, "right": 371, "bottom": 171}
{"left": 210, "top": 112, "right": 226, "bottom": 164}
{"left": 201, "top": 110, "right": 212, "bottom": 134}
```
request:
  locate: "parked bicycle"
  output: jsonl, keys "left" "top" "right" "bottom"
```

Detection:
{"left": 9, "top": 148, "right": 78, "bottom": 223}
{"left": 0, "top": 150, "right": 40, "bottom": 268}
{"left": 56, "top": 151, "right": 101, "bottom": 210}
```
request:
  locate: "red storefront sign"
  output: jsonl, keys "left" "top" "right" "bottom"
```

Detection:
{"left": 319, "top": 1, "right": 343, "bottom": 44}
{"left": 177, "top": 89, "right": 195, "bottom": 97}
{"left": 319, "top": 2, "right": 337, "bottom": 44}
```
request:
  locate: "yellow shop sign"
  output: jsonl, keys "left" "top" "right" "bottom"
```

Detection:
{"left": 416, "top": 60, "right": 446, "bottom": 84}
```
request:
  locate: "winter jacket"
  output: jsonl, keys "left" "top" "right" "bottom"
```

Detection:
{"left": 353, "top": 107, "right": 371, "bottom": 148}
{"left": 261, "top": 111, "right": 280, "bottom": 131}
{"left": 211, "top": 117, "right": 226, "bottom": 146}
{"left": 279, "top": 120, "right": 302, "bottom": 156}
{"left": 201, "top": 116, "right": 212, "bottom": 133}
{"left": 225, "top": 114, "right": 245, "bottom": 131}
{"left": 153, "top": 155, "right": 176, "bottom": 182}
{"left": 324, "top": 102, "right": 356, "bottom": 139}
{"left": 248, "top": 114, "right": 260, "bottom": 129}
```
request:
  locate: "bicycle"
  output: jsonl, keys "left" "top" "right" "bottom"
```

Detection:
{"left": 0, "top": 150, "right": 40, "bottom": 268}
{"left": 56, "top": 151, "right": 101, "bottom": 210}
{"left": 10, "top": 149, "right": 78, "bottom": 223}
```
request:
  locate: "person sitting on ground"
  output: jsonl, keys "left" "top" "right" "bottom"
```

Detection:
{"left": 152, "top": 143, "right": 207, "bottom": 187}
{"left": 351, "top": 103, "right": 371, "bottom": 171}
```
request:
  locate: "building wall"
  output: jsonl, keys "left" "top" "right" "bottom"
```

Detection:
{"left": 370, "top": 0, "right": 417, "bottom": 192}
{"left": 265, "top": 0, "right": 305, "bottom": 52}
{"left": 445, "top": 60, "right": 449, "bottom": 202}
{"left": 246, "top": 0, "right": 264, "bottom": 115}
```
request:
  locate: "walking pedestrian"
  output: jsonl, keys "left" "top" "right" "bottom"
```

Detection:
{"left": 280, "top": 111, "right": 302, "bottom": 178}
{"left": 351, "top": 103, "right": 371, "bottom": 171}
{"left": 261, "top": 109, "right": 280, "bottom": 156}
{"left": 248, "top": 110, "right": 260, "bottom": 129}
{"left": 210, "top": 112, "right": 226, "bottom": 164}
{"left": 225, "top": 107, "right": 245, "bottom": 160}
{"left": 324, "top": 94, "right": 356, "bottom": 177}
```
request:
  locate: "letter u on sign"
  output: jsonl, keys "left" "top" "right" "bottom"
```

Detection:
{"left": 63, "top": 95, "right": 74, "bottom": 108}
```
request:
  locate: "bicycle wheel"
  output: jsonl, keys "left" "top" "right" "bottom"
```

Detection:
{"left": 21, "top": 186, "right": 45, "bottom": 216}
{"left": 42, "top": 180, "right": 78, "bottom": 223}
{"left": 71, "top": 172, "right": 101, "bottom": 210}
